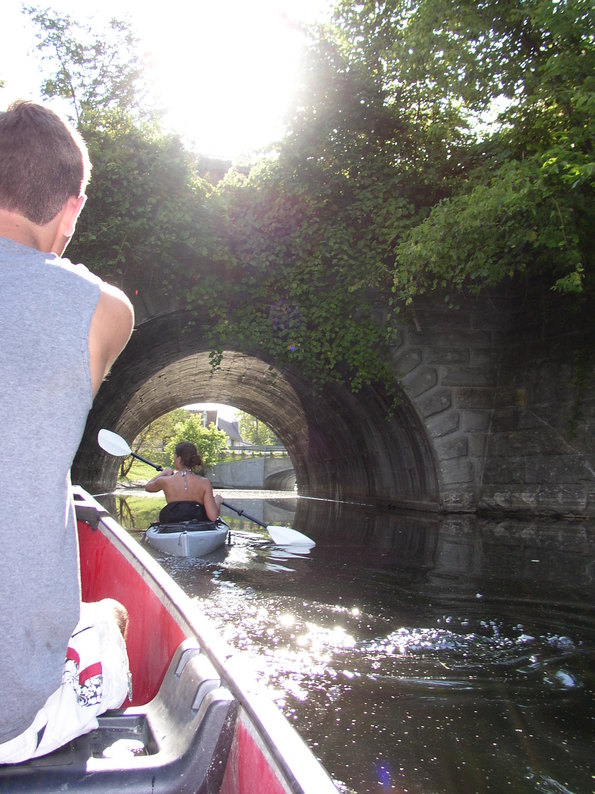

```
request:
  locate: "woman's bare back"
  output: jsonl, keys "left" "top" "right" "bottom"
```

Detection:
{"left": 160, "top": 471, "right": 207, "bottom": 502}
{"left": 146, "top": 469, "right": 221, "bottom": 521}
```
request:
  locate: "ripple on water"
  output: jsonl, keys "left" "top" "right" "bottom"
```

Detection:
{"left": 356, "top": 619, "right": 590, "bottom": 699}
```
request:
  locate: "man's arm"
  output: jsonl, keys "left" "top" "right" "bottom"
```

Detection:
{"left": 88, "top": 284, "right": 134, "bottom": 397}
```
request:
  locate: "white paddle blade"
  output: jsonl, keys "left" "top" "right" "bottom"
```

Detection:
{"left": 97, "top": 429, "right": 132, "bottom": 458}
{"left": 267, "top": 525, "right": 315, "bottom": 548}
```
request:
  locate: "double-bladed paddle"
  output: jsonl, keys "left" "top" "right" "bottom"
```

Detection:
{"left": 97, "top": 429, "right": 315, "bottom": 548}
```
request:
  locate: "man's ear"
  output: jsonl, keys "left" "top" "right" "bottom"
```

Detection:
{"left": 49, "top": 194, "right": 87, "bottom": 255}
{"left": 60, "top": 194, "right": 87, "bottom": 238}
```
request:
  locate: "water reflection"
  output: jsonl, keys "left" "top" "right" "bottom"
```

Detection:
{"left": 101, "top": 491, "right": 595, "bottom": 794}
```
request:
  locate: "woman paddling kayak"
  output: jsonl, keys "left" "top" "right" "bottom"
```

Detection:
{"left": 144, "top": 441, "right": 224, "bottom": 524}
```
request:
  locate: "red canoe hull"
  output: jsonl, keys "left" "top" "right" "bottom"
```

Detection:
{"left": 0, "top": 488, "right": 337, "bottom": 793}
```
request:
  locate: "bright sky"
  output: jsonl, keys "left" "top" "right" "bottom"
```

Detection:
{"left": 186, "top": 403, "right": 237, "bottom": 422}
{"left": 0, "top": 0, "right": 334, "bottom": 159}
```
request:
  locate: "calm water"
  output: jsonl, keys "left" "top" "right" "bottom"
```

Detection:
{"left": 102, "top": 490, "right": 595, "bottom": 794}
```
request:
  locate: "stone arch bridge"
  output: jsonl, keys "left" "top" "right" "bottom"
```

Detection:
{"left": 74, "top": 287, "right": 595, "bottom": 518}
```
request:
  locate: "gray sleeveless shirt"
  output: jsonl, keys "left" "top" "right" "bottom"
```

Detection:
{"left": 0, "top": 237, "right": 102, "bottom": 742}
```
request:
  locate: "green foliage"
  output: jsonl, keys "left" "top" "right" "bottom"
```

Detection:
{"left": 25, "top": 5, "right": 230, "bottom": 318}
{"left": 129, "top": 409, "right": 188, "bottom": 471}
{"left": 234, "top": 410, "right": 280, "bottom": 446}
{"left": 22, "top": 0, "right": 594, "bottom": 409}
{"left": 164, "top": 415, "right": 228, "bottom": 472}
{"left": 68, "top": 114, "right": 228, "bottom": 312}
{"left": 131, "top": 409, "right": 229, "bottom": 472}
{"left": 114, "top": 494, "right": 165, "bottom": 530}
{"left": 23, "top": 4, "right": 157, "bottom": 126}
{"left": 394, "top": 158, "right": 586, "bottom": 302}
{"left": 118, "top": 458, "right": 156, "bottom": 483}
{"left": 212, "top": 47, "right": 409, "bottom": 400}
{"left": 212, "top": 0, "right": 592, "bottom": 399}
{"left": 332, "top": 0, "right": 594, "bottom": 303}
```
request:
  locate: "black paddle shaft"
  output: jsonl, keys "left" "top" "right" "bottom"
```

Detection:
{"left": 132, "top": 452, "right": 162, "bottom": 471}
{"left": 222, "top": 501, "right": 267, "bottom": 529}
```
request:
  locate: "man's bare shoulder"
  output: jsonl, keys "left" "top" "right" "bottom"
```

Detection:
{"left": 96, "top": 283, "right": 134, "bottom": 337}
{"left": 88, "top": 283, "right": 134, "bottom": 395}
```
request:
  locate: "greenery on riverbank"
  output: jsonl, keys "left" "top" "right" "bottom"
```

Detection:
{"left": 117, "top": 459, "right": 156, "bottom": 486}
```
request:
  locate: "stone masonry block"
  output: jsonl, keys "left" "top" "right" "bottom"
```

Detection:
{"left": 406, "top": 307, "right": 474, "bottom": 332}
{"left": 440, "top": 489, "right": 477, "bottom": 511}
{"left": 388, "top": 328, "right": 405, "bottom": 350}
{"left": 426, "top": 410, "right": 460, "bottom": 438}
{"left": 392, "top": 349, "right": 422, "bottom": 376}
{"left": 403, "top": 368, "right": 438, "bottom": 398}
{"left": 534, "top": 487, "right": 588, "bottom": 514}
{"left": 471, "top": 349, "right": 499, "bottom": 368}
{"left": 469, "top": 310, "right": 506, "bottom": 332}
{"left": 523, "top": 457, "right": 593, "bottom": 485}
{"left": 486, "top": 490, "right": 538, "bottom": 511}
{"left": 443, "top": 367, "right": 497, "bottom": 388}
{"left": 482, "top": 459, "right": 526, "bottom": 484}
{"left": 408, "top": 329, "right": 493, "bottom": 349}
{"left": 418, "top": 389, "right": 452, "bottom": 418}
{"left": 462, "top": 410, "right": 492, "bottom": 432}
{"left": 439, "top": 458, "right": 475, "bottom": 484}
{"left": 489, "top": 431, "right": 567, "bottom": 457}
{"left": 490, "top": 407, "right": 522, "bottom": 431}
{"left": 435, "top": 435, "right": 469, "bottom": 461}
{"left": 455, "top": 388, "right": 495, "bottom": 410}
{"left": 427, "top": 347, "right": 470, "bottom": 365}
{"left": 467, "top": 435, "right": 487, "bottom": 459}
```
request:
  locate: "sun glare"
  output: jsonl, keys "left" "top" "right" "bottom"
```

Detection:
{"left": 1, "top": 0, "right": 333, "bottom": 160}
{"left": 139, "top": 1, "right": 324, "bottom": 158}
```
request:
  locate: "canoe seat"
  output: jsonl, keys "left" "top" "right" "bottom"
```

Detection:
{"left": 0, "top": 639, "right": 237, "bottom": 793}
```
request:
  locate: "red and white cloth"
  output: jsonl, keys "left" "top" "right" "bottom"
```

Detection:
{"left": 0, "top": 602, "right": 130, "bottom": 764}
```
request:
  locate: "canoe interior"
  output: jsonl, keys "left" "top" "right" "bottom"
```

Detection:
{"left": 0, "top": 488, "right": 337, "bottom": 794}
{"left": 79, "top": 514, "right": 185, "bottom": 705}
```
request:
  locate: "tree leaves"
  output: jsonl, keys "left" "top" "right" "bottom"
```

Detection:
{"left": 23, "top": 5, "right": 158, "bottom": 126}
{"left": 332, "top": 0, "right": 593, "bottom": 304}
{"left": 164, "top": 415, "right": 228, "bottom": 473}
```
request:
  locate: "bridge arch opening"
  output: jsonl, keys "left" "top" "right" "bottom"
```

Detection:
{"left": 74, "top": 312, "right": 440, "bottom": 510}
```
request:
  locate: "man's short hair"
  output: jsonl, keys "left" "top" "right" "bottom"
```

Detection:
{"left": 0, "top": 100, "right": 91, "bottom": 225}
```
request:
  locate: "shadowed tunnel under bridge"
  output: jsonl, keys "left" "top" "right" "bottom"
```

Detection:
{"left": 74, "top": 311, "right": 440, "bottom": 511}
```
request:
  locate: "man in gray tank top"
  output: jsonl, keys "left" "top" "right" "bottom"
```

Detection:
{"left": 0, "top": 101, "right": 134, "bottom": 761}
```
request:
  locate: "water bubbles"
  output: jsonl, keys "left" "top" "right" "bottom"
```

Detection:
{"left": 548, "top": 635, "right": 576, "bottom": 651}
{"left": 553, "top": 669, "right": 577, "bottom": 689}
{"left": 516, "top": 633, "right": 536, "bottom": 645}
